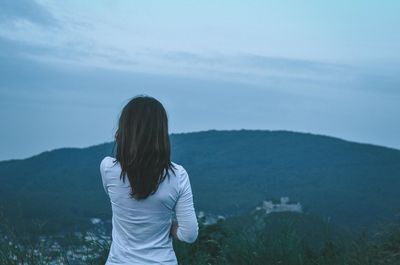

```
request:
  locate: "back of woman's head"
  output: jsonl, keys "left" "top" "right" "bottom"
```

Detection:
{"left": 115, "top": 95, "right": 173, "bottom": 200}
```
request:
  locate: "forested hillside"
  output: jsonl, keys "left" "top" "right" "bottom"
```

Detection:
{"left": 1, "top": 130, "right": 399, "bottom": 232}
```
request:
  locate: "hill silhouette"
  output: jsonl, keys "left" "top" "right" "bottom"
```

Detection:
{"left": 0, "top": 130, "right": 399, "bottom": 231}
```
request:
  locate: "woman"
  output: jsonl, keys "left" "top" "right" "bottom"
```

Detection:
{"left": 100, "top": 96, "right": 198, "bottom": 264}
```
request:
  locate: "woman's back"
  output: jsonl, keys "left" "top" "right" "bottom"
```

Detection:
{"left": 100, "top": 156, "right": 198, "bottom": 265}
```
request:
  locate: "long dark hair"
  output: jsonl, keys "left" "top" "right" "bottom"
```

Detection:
{"left": 114, "top": 96, "right": 174, "bottom": 200}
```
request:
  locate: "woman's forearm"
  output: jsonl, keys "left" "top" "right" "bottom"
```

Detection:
{"left": 170, "top": 220, "right": 179, "bottom": 240}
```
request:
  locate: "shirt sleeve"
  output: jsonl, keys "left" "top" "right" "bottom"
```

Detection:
{"left": 100, "top": 157, "right": 110, "bottom": 195}
{"left": 175, "top": 166, "right": 199, "bottom": 243}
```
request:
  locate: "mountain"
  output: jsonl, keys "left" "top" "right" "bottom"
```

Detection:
{"left": 0, "top": 130, "right": 399, "bottom": 232}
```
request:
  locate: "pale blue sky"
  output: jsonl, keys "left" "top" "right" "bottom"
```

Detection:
{"left": 0, "top": 0, "right": 399, "bottom": 160}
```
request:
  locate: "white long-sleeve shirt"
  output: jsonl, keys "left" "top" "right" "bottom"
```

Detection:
{"left": 100, "top": 156, "right": 198, "bottom": 265}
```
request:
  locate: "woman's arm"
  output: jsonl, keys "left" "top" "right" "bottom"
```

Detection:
{"left": 173, "top": 166, "right": 198, "bottom": 243}
{"left": 170, "top": 219, "right": 179, "bottom": 240}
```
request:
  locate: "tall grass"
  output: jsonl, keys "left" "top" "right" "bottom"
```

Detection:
{"left": 1, "top": 212, "right": 399, "bottom": 265}
{"left": 173, "top": 213, "right": 400, "bottom": 265}
{"left": 0, "top": 211, "right": 67, "bottom": 265}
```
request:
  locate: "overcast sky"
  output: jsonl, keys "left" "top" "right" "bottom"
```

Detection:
{"left": 0, "top": 0, "right": 399, "bottom": 160}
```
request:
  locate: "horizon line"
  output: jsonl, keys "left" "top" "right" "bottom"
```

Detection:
{"left": 1, "top": 128, "right": 399, "bottom": 163}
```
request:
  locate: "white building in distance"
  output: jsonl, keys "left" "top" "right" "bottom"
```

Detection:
{"left": 256, "top": 197, "right": 302, "bottom": 214}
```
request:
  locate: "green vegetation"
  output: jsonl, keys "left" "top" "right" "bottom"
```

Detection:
{"left": 0, "top": 211, "right": 110, "bottom": 265}
{"left": 175, "top": 211, "right": 400, "bottom": 265}
{"left": 2, "top": 211, "right": 400, "bottom": 265}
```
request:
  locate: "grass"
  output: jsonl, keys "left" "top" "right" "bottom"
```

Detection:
{"left": 1, "top": 212, "right": 400, "bottom": 265}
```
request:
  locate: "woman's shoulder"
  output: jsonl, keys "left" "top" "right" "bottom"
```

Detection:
{"left": 170, "top": 162, "right": 190, "bottom": 183}
{"left": 100, "top": 156, "right": 117, "bottom": 172}
{"left": 171, "top": 161, "right": 186, "bottom": 174}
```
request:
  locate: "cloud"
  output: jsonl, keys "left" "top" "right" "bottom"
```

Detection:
{"left": 0, "top": 1, "right": 355, "bottom": 89}
{"left": 157, "top": 52, "right": 353, "bottom": 85}
{"left": 0, "top": 0, "right": 57, "bottom": 26}
{"left": 0, "top": 0, "right": 371, "bottom": 91}
{"left": 0, "top": 30, "right": 355, "bottom": 91}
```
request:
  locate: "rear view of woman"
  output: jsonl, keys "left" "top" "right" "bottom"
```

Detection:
{"left": 100, "top": 96, "right": 198, "bottom": 264}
